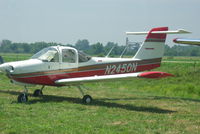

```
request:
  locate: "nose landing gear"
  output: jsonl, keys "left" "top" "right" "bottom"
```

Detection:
{"left": 17, "top": 93, "right": 28, "bottom": 103}
{"left": 17, "top": 86, "right": 45, "bottom": 103}
{"left": 18, "top": 86, "right": 28, "bottom": 103}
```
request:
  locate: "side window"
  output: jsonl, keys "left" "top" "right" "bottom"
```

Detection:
{"left": 62, "top": 49, "right": 76, "bottom": 63}
{"left": 78, "top": 51, "right": 91, "bottom": 63}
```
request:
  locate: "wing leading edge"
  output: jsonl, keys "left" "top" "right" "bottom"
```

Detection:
{"left": 55, "top": 71, "right": 173, "bottom": 85}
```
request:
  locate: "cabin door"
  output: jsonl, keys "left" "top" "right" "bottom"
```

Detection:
{"left": 59, "top": 48, "right": 78, "bottom": 70}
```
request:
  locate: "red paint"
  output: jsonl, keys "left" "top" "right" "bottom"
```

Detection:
{"left": 145, "top": 27, "right": 168, "bottom": 42}
{"left": 139, "top": 71, "right": 174, "bottom": 78}
{"left": 12, "top": 63, "right": 161, "bottom": 86}
{"left": 173, "top": 38, "right": 178, "bottom": 43}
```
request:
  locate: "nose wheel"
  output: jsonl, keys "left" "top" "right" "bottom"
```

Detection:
{"left": 17, "top": 86, "right": 45, "bottom": 103}
{"left": 18, "top": 93, "right": 28, "bottom": 103}
{"left": 17, "top": 86, "right": 29, "bottom": 103}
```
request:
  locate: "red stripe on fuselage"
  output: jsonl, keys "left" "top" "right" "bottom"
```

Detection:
{"left": 12, "top": 63, "right": 161, "bottom": 86}
{"left": 11, "top": 58, "right": 162, "bottom": 78}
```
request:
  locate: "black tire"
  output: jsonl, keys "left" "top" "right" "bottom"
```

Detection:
{"left": 82, "top": 95, "right": 92, "bottom": 104}
{"left": 18, "top": 93, "right": 28, "bottom": 103}
{"left": 33, "top": 89, "right": 43, "bottom": 97}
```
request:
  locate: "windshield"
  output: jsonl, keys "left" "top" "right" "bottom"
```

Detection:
{"left": 31, "top": 47, "right": 59, "bottom": 62}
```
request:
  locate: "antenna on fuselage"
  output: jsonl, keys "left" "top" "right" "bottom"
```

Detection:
{"left": 105, "top": 45, "right": 116, "bottom": 58}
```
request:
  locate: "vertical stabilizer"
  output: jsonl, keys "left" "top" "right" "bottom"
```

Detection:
{"left": 133, "top": 27, "right": 168, "bottom": 60}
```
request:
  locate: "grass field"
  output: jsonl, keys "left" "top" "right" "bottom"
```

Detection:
{"left": 0, "top": 54, "right": 200, "bottom": 134}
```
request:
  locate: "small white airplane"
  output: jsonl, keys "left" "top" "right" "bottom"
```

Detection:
{"left": 0, "top": 27, "right": 189, "bottom": 103}
{"left": 173, "top": 38, "right": 200, "bottom": 46}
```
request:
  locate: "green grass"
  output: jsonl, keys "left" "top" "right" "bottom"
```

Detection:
{"left": 0, "top": 54, "right": 200, "bottom": 134}
{"left": 163, "top": 56, "right": 200, "bottom": 62}
{"left": 0, "top": 53, "right": 32, "bottom": 62}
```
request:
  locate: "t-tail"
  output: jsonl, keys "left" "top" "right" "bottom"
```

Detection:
{"left": 126, "top": 27, "right": 190, "bottom": 61}
{"left": 133, "top": 27, "right": 168, "bottom": 60}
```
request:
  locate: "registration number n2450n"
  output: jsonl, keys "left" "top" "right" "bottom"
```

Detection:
{"left": 105, "top": 63, "right": 137, "bottom": 75}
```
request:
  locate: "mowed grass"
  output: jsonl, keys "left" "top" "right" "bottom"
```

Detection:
{"left": 163, "top": 56, "right": 200, "bottom": 62}
{"left": 0, "top": 53, "right": 32, "bottom": 62}
{"left": 0, "top": 54, "right": 200, "bottom": 134}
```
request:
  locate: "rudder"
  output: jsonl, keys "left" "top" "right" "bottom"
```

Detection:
{"left": 134, "top": 27, "right": 168, "bottom": 60}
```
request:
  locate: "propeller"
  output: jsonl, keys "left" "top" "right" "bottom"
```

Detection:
{"left": 0, "top": 64, "right": 14, "bottom": 78}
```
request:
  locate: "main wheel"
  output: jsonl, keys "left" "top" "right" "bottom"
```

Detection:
{"left": 33, "top": 89, "right": 43, "bottom": 97}
{"left": 82, "top": 95, "right": 92, "bottom": 104}
{"left": 18, "top": 93, "right": 28, "bottom": 103}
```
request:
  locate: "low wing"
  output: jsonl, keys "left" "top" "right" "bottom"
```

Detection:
{"left": 173, "top": 38, "right": 200, "bottom": 46}
{"left": 55, "top": 71, "right": 173, "bottom": 85}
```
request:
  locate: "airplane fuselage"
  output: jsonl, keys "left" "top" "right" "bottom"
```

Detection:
{"left": 5, "top": 57, "right": 161, "bottom": 86}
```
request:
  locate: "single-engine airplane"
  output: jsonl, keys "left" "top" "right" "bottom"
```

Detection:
{"left": 173, "top": 38, "right": 200, "bottom": 46}
{"left": 0, "top": 27, "right": 189, "bottom": 103}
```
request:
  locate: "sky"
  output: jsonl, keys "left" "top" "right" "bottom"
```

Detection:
{"left": 0, "top": 0, "right": 199, "bottom": 46}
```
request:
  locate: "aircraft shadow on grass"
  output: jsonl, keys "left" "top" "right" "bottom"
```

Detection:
{"left": 2, "top": 90, "right": 199, "bottom": 114}
{"left": 99, "top": 96, "right": 200, "bottom": 103}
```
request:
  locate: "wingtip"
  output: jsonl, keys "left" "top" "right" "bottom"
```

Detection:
{"left": 139, "top": 71, "right": 174, "bottom": 79}
{"left": 178, "top": 29, "right": 191, "bottom": 34}
{"left": 173, "top": 38, "right": 178, "bottom": 43}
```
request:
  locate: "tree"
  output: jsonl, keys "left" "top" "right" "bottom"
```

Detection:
{"left": 1, "top": 39, "right": 200, "bottom": 57}
{"left": 90, "top": 42, "right": 104, "bottom": 55}
{"left": 75, "top": 39, "right": 90, "bottom": 52}
{"left": 0, "top": 40, "right": 12, "bottom": 46}
{"left": 104, "top": 42, "right": 117, "bottom": 56}
{"left": 0, "top": 40, "right": 12, "bottom": 52}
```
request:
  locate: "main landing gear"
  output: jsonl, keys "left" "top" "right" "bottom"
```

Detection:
{"left": 77, "top": 86, "right": 93, "bottom": 104}
{"left": 17, "top": 86, "right": 45, "bottom": 103}
{"left": 17, "top": 85, "right": 93, "bottom": 104}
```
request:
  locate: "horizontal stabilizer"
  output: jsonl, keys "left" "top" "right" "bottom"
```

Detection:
{"left": 55, "top": 71, "right": 173, "bottom": 85}
{"left": 173, "top": 38, "right": 200, "bottom": 46}
{"left": 126, "top": 29, "right": 191, "bottom": 35}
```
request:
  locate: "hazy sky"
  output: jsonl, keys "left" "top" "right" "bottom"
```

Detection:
{"left": 0, "top": 0, "right": 199, "bottom": 46}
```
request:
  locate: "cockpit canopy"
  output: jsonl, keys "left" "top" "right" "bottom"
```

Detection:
{"left": 31, "top": 46, "right": 91, "bottom": 63}
{"left": 31, "top": 47, "right": 59, "bottom": 62}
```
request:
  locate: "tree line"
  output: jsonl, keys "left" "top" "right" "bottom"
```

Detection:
{"left": 0, "top": 39, "right": 200, "bottom": 57}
